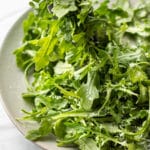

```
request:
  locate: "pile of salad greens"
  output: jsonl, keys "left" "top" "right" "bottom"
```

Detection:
{"left": 14, "top": 0, "right": 150, "bottom": 149}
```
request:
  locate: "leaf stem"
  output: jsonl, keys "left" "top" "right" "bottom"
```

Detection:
{"left": 98, "top": 87, "right": 112, "bottom": 114}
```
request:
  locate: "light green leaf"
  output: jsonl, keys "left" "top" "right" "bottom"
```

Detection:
{"left": 77, "top": 71, "right": 99, "bottom": 110}
{"left": 52, "top": 0, "right": 77, "bottom": 18}
{"left": 76, "top": 138, "right": 99, "bottom": 150}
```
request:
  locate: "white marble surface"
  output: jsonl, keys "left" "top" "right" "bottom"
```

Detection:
{"left": 0, "top": 1, "right": 42, "bottom": 150}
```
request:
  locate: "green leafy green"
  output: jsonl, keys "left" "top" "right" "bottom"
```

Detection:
{"left": 52, "top": 0, "right": 77, "bottom": 18}
{"left": 77, "top": 70, "right": 99, "bottom": 110}
{"left": 14, "top": 0, "right": 150, "bottom": 149}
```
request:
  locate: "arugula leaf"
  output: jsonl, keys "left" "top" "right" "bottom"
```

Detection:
{"left": 128, "top": 65, "right": 148, "bottom": 83}
{"left": 14, "top": 0, "right": 150, "bottom": 149}
{"left": 33, "top": 21, "right": 59, "bottom": 71}
{"left": 26, "top": 119, "right": 52, "bottom": 140}
{"left": 76, "top": 138, "right": 99, "bottom": 150}
{"left": 52, "top": 0, "right": 77, "bottom": 18}
{"left": 77, "top": 70, "right": 99, "bottom": 110}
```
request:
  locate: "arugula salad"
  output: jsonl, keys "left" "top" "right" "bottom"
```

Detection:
{"left": 14, "top": 0, "right": 150, "bottom": 149}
